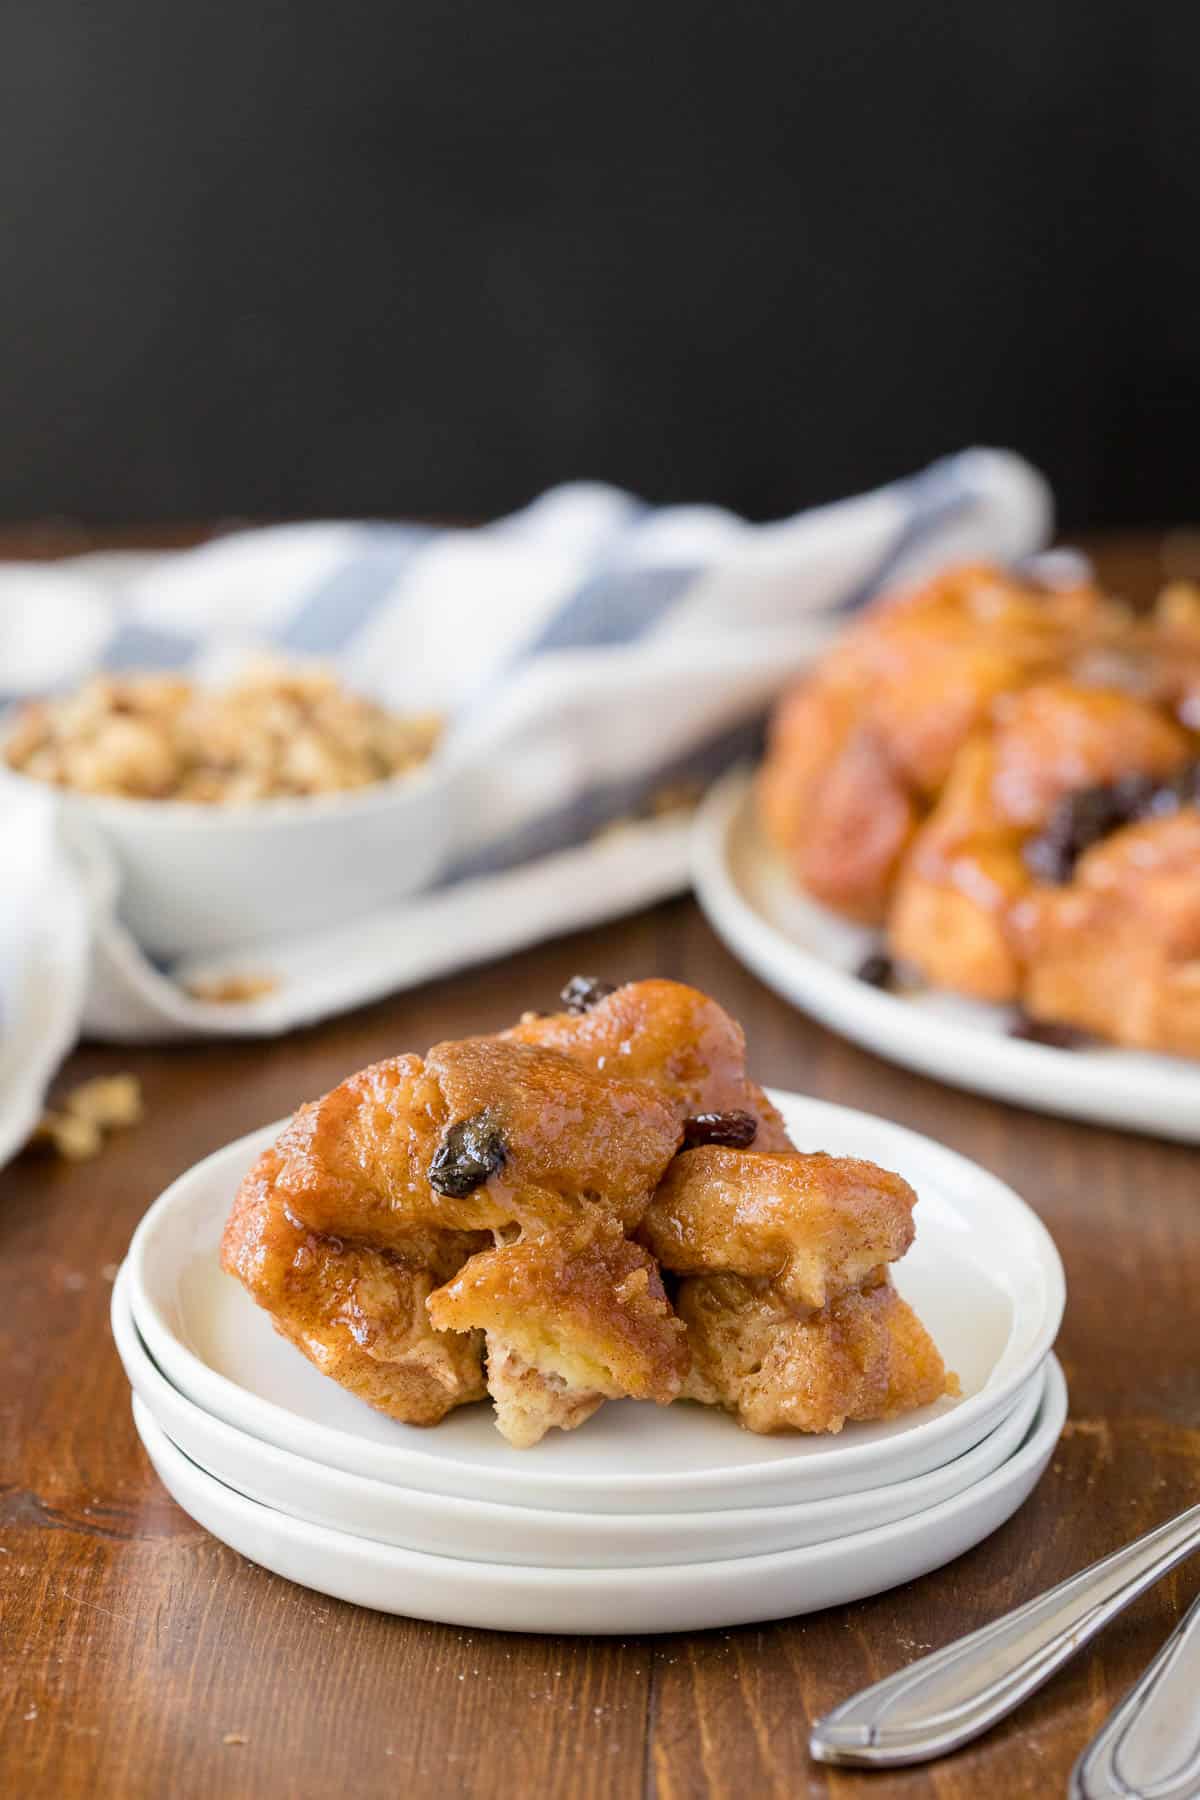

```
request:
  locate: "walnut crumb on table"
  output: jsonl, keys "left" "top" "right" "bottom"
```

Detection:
{"left": 26, "top": 1074, "right": 143, "bottom": 1161}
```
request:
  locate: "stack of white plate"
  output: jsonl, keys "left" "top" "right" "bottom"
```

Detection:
{"left": 114, "top": 1091, "right": 1067, "bottom": 1636}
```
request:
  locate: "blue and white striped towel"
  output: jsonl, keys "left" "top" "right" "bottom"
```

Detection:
{"left": 0, "top": 449, "right": 1052, "bottom": 1161}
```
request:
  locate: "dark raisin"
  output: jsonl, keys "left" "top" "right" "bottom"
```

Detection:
{"left": 560, "top": 975, "right": 618, "bottom": 1014}
{"left": 428, "top": 1112, "right": 507, "bottom": 1198}
{"left": 1111, "top": 771, "right": 1157, "bottom": 819}
{"left": 1067, "top": 783, "right": 1127, "bottom": 847}
{"left": 681, "top": 1110, "right": 759, "bottom": 1149}
{"left": 1025, "top": 758, "right": 1200, "bottom": 882}
{"left": 1009, "top": 1012, "right": 1089, "bottom": 1050}
{"left": 1024, "top": 783, "right": 1124, "bottom": 884}
{"left": 1157, "top": 758, "right": 1200, "bottom": 814}
{"left": 855, "top": 952, "right": 895, "bottom": 990}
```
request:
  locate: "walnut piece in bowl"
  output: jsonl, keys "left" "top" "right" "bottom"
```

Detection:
{"left": 4, "top": 664, "right": 441, "bottom": 805}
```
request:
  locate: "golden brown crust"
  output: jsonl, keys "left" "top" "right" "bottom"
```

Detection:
{"left": 639, "top": 1147, "right": 916, "bottom": 1308}
{"left": 505, "top": 979, "right": 793, "bottom": 1150}
{"left": 219, "top": 1035, "right": 685, "bottom": 1430}
{"left": 759, "top": 562, "right": 1200, "bottom": 1053}
{"left": 427, "top": 1036, "right": 683, "bottom": 1233}
{"left": 677, "top": 1272, "right": 956, "bottom": 1434}
{"left": 221, "top": 1149, "right": 489, "bottom": 1426}
{"left": 1011, "top": 811, "right": 1200, "bottom": 1056}
{"left": 247, "top": 1039, "right": 681, "bottom": 1250}
{"left": 988, "top": 682, "right": 1188, "bottom": 829}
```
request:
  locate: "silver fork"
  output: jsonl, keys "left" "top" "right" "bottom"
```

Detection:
{"left": 809, "top": 1502, "right": 1200, "bottom": 1770}
{"left": 1070, "top": 1590, "right": 1200, "bottom": 1799}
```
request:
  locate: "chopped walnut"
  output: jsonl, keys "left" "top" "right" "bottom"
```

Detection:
{"left": 29, "top": 1111, "right": 105, "bottom": 1161}
{"left": 64, "top": 1074, "right": 144, "bottom": 1129}
{"left": 4, "top": 663, "right": 442, "bottom": 805}
{"left": 26, "top": 1074, "right": 143, "bottom": 1161}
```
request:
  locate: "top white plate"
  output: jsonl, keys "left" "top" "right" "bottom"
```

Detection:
{"left": 126, "top": 1090, "right": 1063, "bottom": 1514}
{"left": 694, "top": 770, "right": 1200, "bottom": 1143}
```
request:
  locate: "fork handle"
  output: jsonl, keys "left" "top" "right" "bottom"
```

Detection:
{"left": 810, "top": 1503, "right": 1200, "bottom": 1768}
{"left": 1070, "top": 1590, "right": 1200, "bottom": 1799}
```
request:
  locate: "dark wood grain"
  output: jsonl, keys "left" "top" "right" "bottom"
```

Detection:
{"left": 2, "top": 534, "right": 1198, "bottom": 1799}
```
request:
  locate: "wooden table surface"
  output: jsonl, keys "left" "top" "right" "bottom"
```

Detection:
{"left": 1, "top": 528, "right": 1197, "bottom": 1799}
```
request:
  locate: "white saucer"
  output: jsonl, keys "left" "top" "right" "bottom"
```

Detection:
{"left": 693, "top": 770, "right": 1200, "bottom": 1143}
{"left": 131, "top": 1356, "right": 1067, "bottom": 1634}
{"left": 112, "top": 1265, "right": 1046, "bottom": 1568}
{"left": 126, "top": 1090, "right": 1064, "bottom": 1513}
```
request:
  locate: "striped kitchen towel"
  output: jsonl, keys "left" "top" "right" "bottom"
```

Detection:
{"left": 0, "top": 449, "right": 1052, "bottom": 1156}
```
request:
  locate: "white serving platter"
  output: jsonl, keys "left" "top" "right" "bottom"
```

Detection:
{"left": 126, "top": 1090, "right": 1064, "bottom": 1513}
{"left": 131, "top": 1356, "right": 1067, "bottom": 1635}
{"left": 113, "top": 1264, "right": 1046, "bottom": 1568}
{"left": 693, "top": 770, "right": 1200, "bottom": 1143}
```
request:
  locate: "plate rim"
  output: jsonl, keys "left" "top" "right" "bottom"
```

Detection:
{"left": 692, "top": 768, "right": 1200, "bottom": 1143}
{"left": 112, "top": 1262, "right": 1048, "bottom": 1548}
{"left": 130, "top": 1354, "right": 1067, "bottom": 1589}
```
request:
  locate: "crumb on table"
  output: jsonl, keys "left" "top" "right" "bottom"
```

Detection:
{"left": 184, "top": 972, "right": 279, "bottom": 1005}
{"left": 26, "top": 1074, "right": 143, "bottom": 1161}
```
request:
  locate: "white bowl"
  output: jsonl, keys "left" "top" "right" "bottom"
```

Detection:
{"left": 126, "top": 1087, "right": 1065, "bottom": 1512}
{"left": 0, "top": 757, "right": 450, "bottom": 960}
{"left": 112, "top": 1264, "right": 1047, "bottom": 1567}
{"left": 131, "top": 1356, "right": 1068, "bottom": 1634}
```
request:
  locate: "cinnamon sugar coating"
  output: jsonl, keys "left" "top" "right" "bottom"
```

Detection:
{"left": 505, "top": 978, "right": 792, "bottom": 1149}
{"left": 678, "top": 1272, "right": 956, "bottom": 1435}
{"left": 221, "top": 1147, "right": 489, "bottom": 1426}
{"left": 640, "top": 1146, "right": 917, "bottom": 1309}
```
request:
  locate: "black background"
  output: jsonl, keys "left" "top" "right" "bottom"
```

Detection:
{"left": 1, "top": 2, "right": 1197, "bottom": 527}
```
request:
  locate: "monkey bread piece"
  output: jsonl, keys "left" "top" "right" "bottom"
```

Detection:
{"left": 220, "top": 1037, "right": 684, "bottom": 1428}
{"left": 887, "top": 736, "right": 1031, "bottom": 1002}
{"left": 220, "top": 979, "right": 956, "bottom": 1444}
{"left": 756, "top": 564, "right": 1124, "bottom": 921}
{"left": 221, "top": 1149, "right": 490, "bottom": 1426}
{"left": 239, "top": 1037, "right": 683, "bottom": 1251}
{"left": 987, "top": 681, "right": 1188, "bottom": 831}
{"left": 756, "top": 688, "right": 917, "bottom": 923}
{"left": 1010, "top": 810, "right": 1200, "bottom": 1057}
{"left": 639, "top": 1147, "right": 917, "bottom": 1310}
{"left": 505, "top": 978, "right": 793, "bottom": 1152}
{"left": 836, "top": 563, "right": 1123, "bottom": 798}
{"left": 889, "top": 682, "right": 1194, "bottom": 1005}
{"left": 427, "top": 1226, "right": 689, "bottom": 1448}
{"left": 677, "top": 1271, "right": 956, "bottom": 1436}
{"left": 426, "top": 1036, "right": 684, "bottom": 1234}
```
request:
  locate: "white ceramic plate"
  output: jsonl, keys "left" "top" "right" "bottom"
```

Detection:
{"left": 132, "top": 1356, "right": 1066, "bottom": 1634}
{"left": 693, "top": 771, "right": 1200, "bottom": 1144}
{"left": 112, "top": 1265, "right": 1046, "bottom": 1568}
{"left": 126, "top": 1090, "right": 1064, "bottom": 1513}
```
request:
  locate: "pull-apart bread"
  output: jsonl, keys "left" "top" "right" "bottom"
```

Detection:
{"left": 222, "top": 980, "right": 954, "bottom": 1447}
{"left": 758, "top": 566, "right": 1200, "bottom": 1055}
